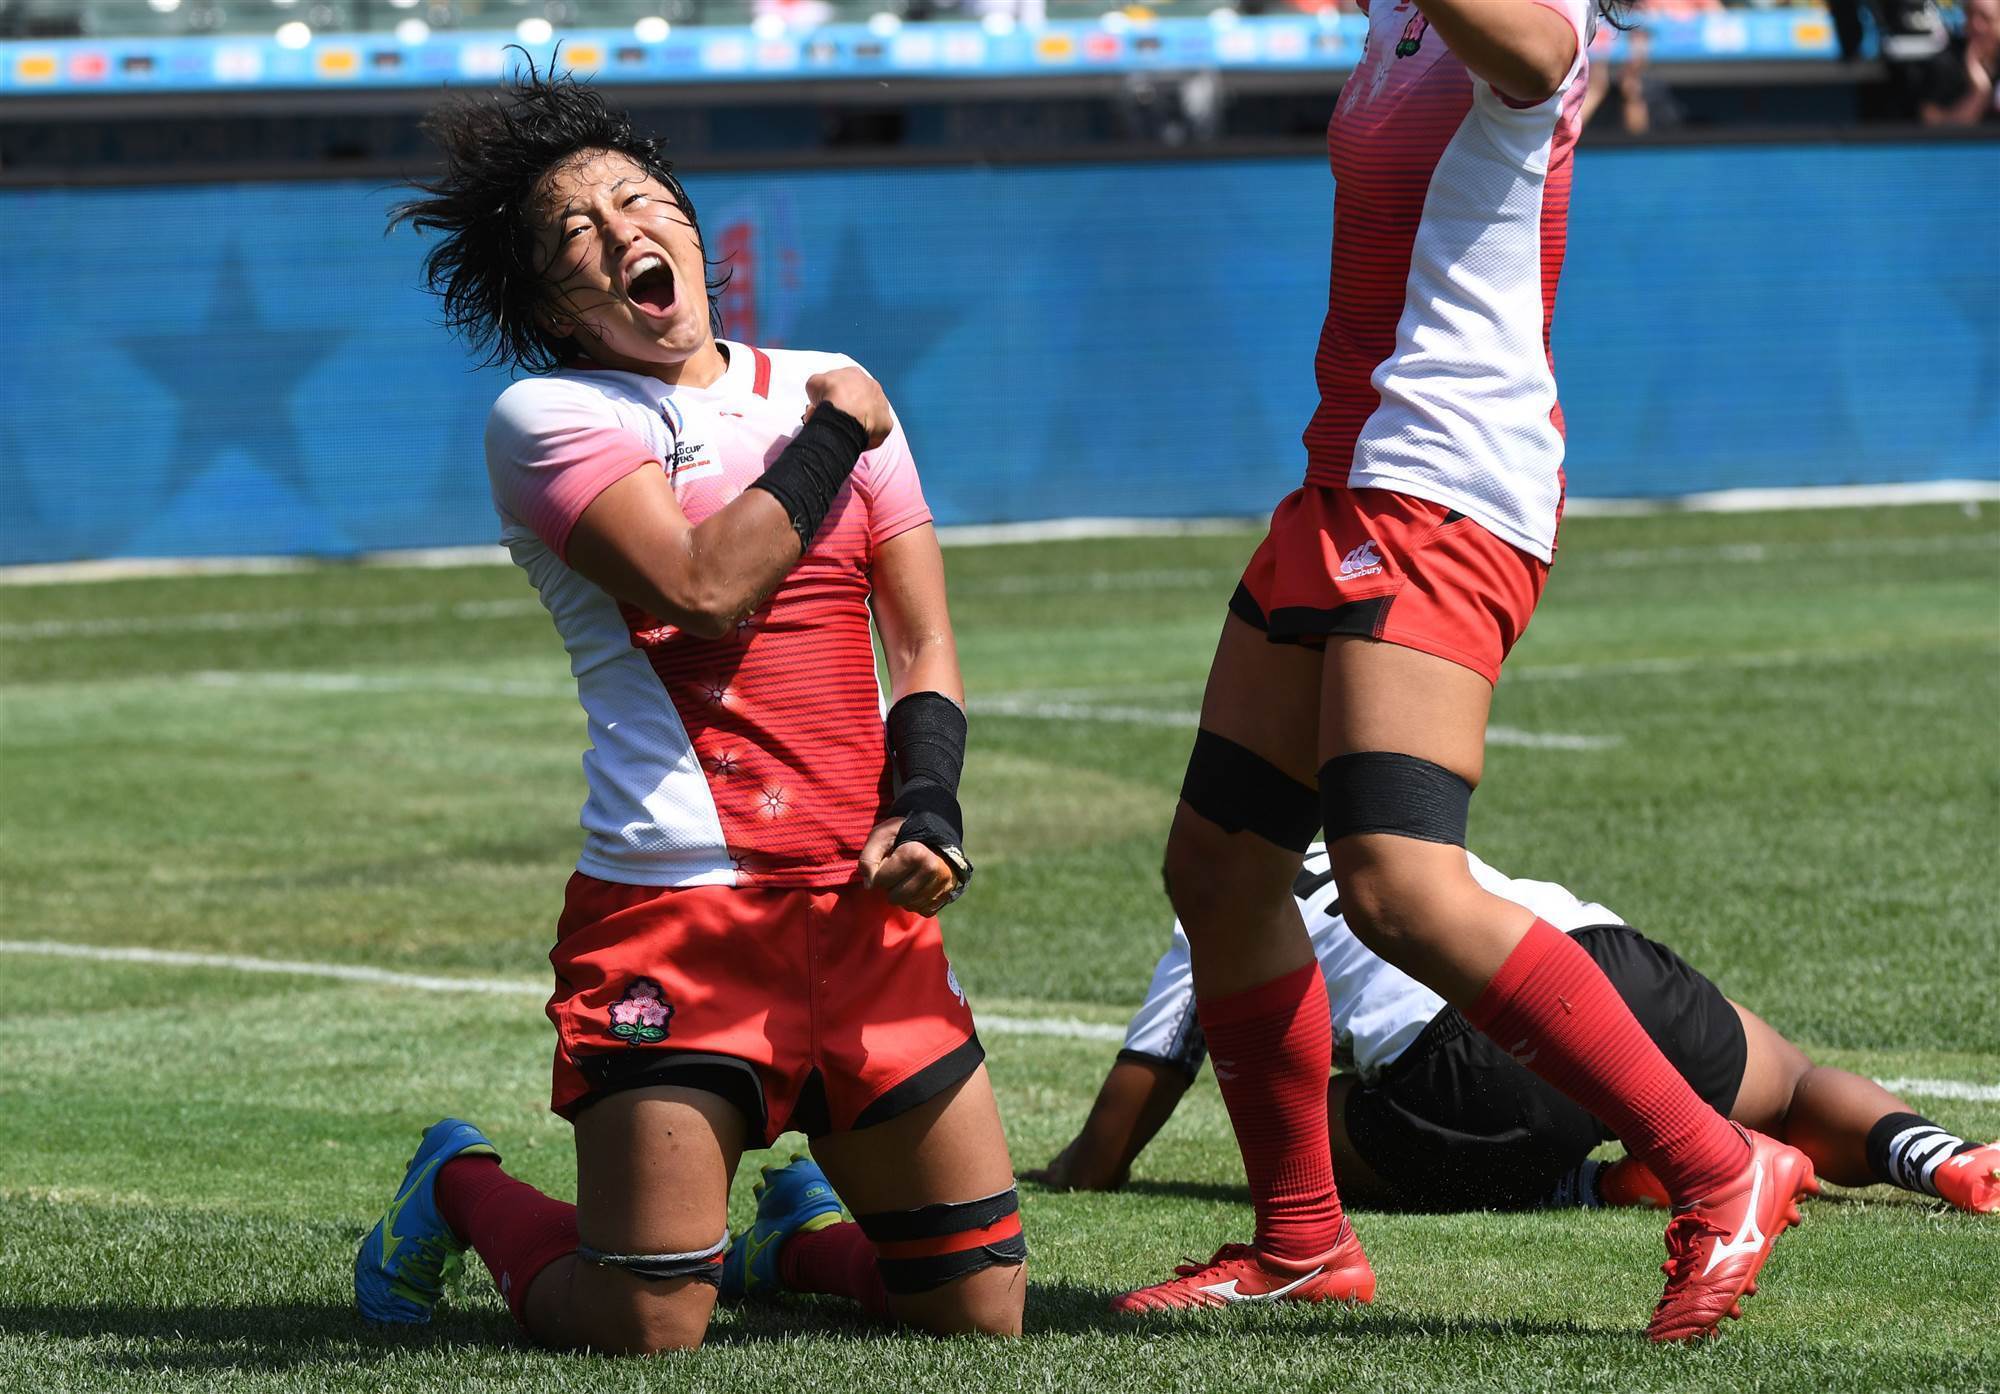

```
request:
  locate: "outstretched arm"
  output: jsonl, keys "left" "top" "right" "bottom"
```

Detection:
{"left": 1028, "top": 1057, "right": 1193, "bottom": 1192}
{"left": 1414, "top": 0, "right": 1582, "bottom": 105}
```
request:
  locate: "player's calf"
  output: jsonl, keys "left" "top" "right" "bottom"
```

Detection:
{"left": 855, "top": 1186, "right": 1029, "bottom": 1336}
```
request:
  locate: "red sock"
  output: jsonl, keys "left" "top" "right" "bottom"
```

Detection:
{"left": 1196, "top": 961, "right": 1346, "bottom": 1261}
{"left": 436, "top": 1156, "right": 578, "bottom": 1324}
{"left": 778, "top": 1221, "right": 891, "bottom": 1319}
{"left": 1466, "top": 919, "right": 1748, "bottom": 1204}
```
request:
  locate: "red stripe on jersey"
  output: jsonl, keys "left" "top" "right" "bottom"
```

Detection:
{"left": 1304, "top": 68, "right": 1474, "bottom": 487}
{"left": 620, "top": 497, "right": 892, "bottom": 886}
{"left": 750, "top": 346, "right": 773, "bottom": 398}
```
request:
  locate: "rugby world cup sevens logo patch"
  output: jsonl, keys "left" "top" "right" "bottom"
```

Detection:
{"left": 608, "top": 978, "right": 675, "bottom": 1045}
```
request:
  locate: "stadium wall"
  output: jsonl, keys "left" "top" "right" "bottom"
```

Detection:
{"left": 1, "top": 140, "right": 1994, "bottom": 565}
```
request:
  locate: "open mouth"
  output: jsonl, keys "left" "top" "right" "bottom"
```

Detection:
{"left": 625, "top": 254, "right": 678, "bottom": 318}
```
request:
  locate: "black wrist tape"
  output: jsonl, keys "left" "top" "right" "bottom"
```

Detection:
{"left": 887, "top": 691, "right": 968, "bottom": 851}
{"left": 747, "top": 405, "right": 869, "bottom": 550}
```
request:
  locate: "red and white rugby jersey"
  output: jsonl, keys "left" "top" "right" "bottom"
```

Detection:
{"left": 484, "top": 341, "right": 932, "bottom": 889}
{"left": 1304, "top": 0, "right": 1595, "bottom": 562}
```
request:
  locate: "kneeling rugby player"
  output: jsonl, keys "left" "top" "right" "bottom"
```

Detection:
{"left": 352, "top": 68, "right": 1024, "bottom": 1353}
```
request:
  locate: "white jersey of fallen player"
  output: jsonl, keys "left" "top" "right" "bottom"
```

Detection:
{"left": 1121, "top": 845, "right": 1624, "bottom": 1083}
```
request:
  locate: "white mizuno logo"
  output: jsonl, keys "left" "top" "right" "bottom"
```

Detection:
{"left": 1701, "top": 1160, "right": 1766, "bottom": 1276}
{"left": 1338, "top": 540, "right": 1384, "bottom": 580}
{"left": 1201, "top": 1266, "right": 1324, "bottom": 1302}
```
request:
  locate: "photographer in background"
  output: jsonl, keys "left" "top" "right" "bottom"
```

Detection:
{"left": 1919, "top": 0, "right": 1999, "bottom": 123}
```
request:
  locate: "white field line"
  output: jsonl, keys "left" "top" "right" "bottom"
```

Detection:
{"left": 3, "top": 482, "right": 1993, "bottom": 588}
{"left": 1562, "top": 479, "right": 2000, "bottom": 517}
{"left": 186, "top": 670, "right": 572, "bottom": 699}
{"left": 1582, "top": 531, "right": 1998, "bottom": 569}
{"left": 4, "top": 942, "right": 1992, "bottom": 1086}
{"left": 1875, "top": 1077, "right": 2000, "bottom": 1104}
{"left": 6, "top": 532, "right": 1994, "bottom": 642}
{"left": 0, "top": 939, "right": 1126, "bottom": 1042}
{"left": 1502, "top": 643, "right": 2000, "bottom": 685}
{"left": 0, "top": 597, "right": 542, "bottom": 642}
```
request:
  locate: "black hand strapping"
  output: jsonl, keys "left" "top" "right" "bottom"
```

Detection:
{"left": 886, "top": 691, "right": 973, "bottom": 899}
{"left": 746, "top": 405, "right": 870, "bottom": 551}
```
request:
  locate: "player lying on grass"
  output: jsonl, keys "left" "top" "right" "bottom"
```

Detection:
{"left": 1031, "top": 846, "right": 1999, "bottom": 1217}
{"left": 353, "top": 65, "right": 1024, "bottom": 1354}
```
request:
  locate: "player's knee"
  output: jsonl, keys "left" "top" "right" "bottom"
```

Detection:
{"left": 898, "top": 1260, "right": 1028, "bottom": 1337}
{"left": 1332, "top": 850, "right": 1468, "bottom": 964}
{"left": 1164, "top": 811, "right": 1305, "bottom": 940}
{"left": 1319, "top": 749, "right": 1474, "bottom": 958}
{"left": 586, "top": 1286, "right": 713, "bottom": 1356}
{"left": 573, "top": 1250, "right": 722, "bottom": 1356}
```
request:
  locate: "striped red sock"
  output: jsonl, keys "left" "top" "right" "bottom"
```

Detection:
{"left": 778, "top": 1221, "right": 891, "bottom": 1318}
{"left": 1466, "top": 919, "right": 1748, "bottom": 1203}
{"left": 1197, "top": 961, "right": 1346, "bottom": 1261}
{"left": 436, "top": 1156, "right": 578, "bottom": 1323}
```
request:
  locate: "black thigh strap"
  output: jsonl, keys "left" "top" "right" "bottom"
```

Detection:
{"left": 1319, "top": 751, "right": 1471, "bottom": 847}
{"left": 1180, "top": 728, "right": 1320, "bottom": 853}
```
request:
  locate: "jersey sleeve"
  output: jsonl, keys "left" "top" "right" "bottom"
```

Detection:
{"left": 852, "top": 415, "right": 933, "bottom": 548}
{"left": 485, "top": 379, "right": 661, "bottom": 561}
{"left": 1531, "top": 0, "right": 1593, "bottom": 92}
{"left": 809, "top": 352, "right": 932, "bottom": 548}
{"left": 1119, "top": 927, "right": 1208, "bottom": 1081}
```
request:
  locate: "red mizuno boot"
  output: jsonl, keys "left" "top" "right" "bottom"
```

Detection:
{"left": 1646, "top": 1125, "right": 1818, "bottom": 1343}
{"left": 1933, "top": 1141, "right": 2000, "bottom": 1215}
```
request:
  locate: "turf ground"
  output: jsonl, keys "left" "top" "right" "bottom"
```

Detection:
{"left": 1, "top": 502, "right": 1996, "bottom": 1392}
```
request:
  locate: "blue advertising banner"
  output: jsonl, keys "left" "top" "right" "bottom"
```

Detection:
{"left": 2, "top": 141, "right": 1995, "bottom": 565}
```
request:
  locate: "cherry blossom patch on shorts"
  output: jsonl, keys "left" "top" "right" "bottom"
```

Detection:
{"left": 608, "top": 978, "right": 675, "bottom": 1045}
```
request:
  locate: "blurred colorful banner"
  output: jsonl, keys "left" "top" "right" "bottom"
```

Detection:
{"left": 2, "top": 141, "right": 1994, "bottom": 564}
{"left": 0, "top": 9, "right": 1848, "bottom": 96}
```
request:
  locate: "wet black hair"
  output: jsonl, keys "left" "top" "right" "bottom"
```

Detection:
{"left": 390, "top": 54, "right": 725, "bottom": 374}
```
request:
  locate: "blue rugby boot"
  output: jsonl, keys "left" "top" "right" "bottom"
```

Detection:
{"left": 355, "top": 1118, "right": 500, "bottom": 1323}
{"left": 720, "top": 1155, "right": 845, "bottom": 1300}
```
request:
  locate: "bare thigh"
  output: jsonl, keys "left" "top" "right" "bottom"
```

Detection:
{"left": 809, "top": 1066, "right": 1024, "bottom": 1336}
{"left": 526, "top": 1085, "right": 746, "bottom": 1355}
{"left": 1166, "top": 615, "right": 1324, "bottom": 998}
{"left": 1725, "top": 1001, "right": 1813, "bottom": 1136}
{"left": 1319, "top": 637, "right": 1535, "bottom": 1005}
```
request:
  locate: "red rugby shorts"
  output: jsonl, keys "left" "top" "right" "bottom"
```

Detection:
{"left": 1230, "top": 486, "right": 1548, "bottom": 684}
{"left": 546, "top": 877, "right": 981, "bottom": 1144}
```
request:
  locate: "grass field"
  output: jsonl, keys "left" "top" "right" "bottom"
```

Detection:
{"left": 2, "top": 502, "right": 1996, "bottom": 1392}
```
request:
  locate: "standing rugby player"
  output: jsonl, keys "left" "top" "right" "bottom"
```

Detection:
{"left": 1119, "top": 0, "right": 1818, "bottom": 1341}
{"left": 352, "top": 69, "right": 1024, "bottom": 1352}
